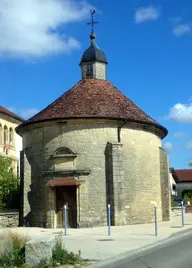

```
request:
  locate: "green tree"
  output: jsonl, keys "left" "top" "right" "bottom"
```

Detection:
{"left": 189, "top": 162, "right": 192, "bottom": 167}
{"left": 0, "top": 156, "right": 20, "bottom": 212}
{"left": 182, "top": 189, "right": 192, "bottom": 203}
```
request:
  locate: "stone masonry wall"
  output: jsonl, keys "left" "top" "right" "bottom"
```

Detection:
{"left": 81, "top": 62, "right": 106, "bottom": 80}
{"left": 159, "top": 148, "right": 171, "bottom": 221}
{"left": 105, "top": 142, "right": 124, "bottom": 225}
{"left": 0, "top": 212, "right": 19, "bottom": 228}
{"left": 121, "top": 126, "right": 163, "bottom": 224}
{"left": 21, "top": 119, "right": 164, "bottom": 227}
{"left": 93, "top": 62, "right": 106, "bottom": 80}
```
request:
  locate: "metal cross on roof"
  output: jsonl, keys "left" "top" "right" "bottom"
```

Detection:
{"left": 87, "top": 10, "right": 98, "bottom": 34}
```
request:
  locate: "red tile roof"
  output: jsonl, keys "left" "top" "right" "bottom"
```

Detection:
{"left": 18, "top": 79, "right": 167, "bottom": 137}
{"left": 172, "top": 169, "right": 192, "bottom": 183}
{"left": 0, "top": 106, "right": 24, "bottom": 122}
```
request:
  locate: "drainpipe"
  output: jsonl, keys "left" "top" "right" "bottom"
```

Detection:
{"left": 117, "top": 120, "right": 127, "bottom": 143}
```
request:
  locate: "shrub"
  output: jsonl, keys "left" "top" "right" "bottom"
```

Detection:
{"left": 171, "top": 196, "right": 178, "bottom": 207}
{"left": 0, "top": 231, "right": 28, "bottom": 267}
{"left": 0, "top": 156, "right": 20, "bottom": 211}
{"left": 0, "top": 232, "right": 84, "bottom": 267}
{"left": 182, "top": 189, "right": 192, "bottom": 203}
{"left": 52, "top": 235, "right": 82, "bottom": 266}
{"left": 37, "top": 259, "right": 50, "bottom": 268}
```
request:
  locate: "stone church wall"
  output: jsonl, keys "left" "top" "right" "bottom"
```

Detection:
{"left": 105, "top": 142, "right": 125, "bottom": 225}
{"left": 159, "top": 148, "right": 171, "bottom": 221}
{"left": 21, "top": 119, "right": 165, "bottom": 227}
{"left": 121, "top": 126, "right": 163, "bottom": 224}
{"left": 21, "top": 121, "right": 118, "bottom": 227}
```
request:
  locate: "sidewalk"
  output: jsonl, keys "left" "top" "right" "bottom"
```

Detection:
{"left": 1, "top": 214, "right": 192, "bottom": 261}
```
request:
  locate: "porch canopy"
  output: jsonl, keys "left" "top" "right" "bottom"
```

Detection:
{"left": 46, "top": 177, "right": 80, "bottom": 187}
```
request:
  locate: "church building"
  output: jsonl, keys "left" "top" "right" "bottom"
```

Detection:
{"left": 17, "top": 11, "right": 170, "bottom": 228}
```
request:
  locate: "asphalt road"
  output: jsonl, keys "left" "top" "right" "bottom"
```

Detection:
{"left": 105, "top": 232, "right": 192, "bottom": 268}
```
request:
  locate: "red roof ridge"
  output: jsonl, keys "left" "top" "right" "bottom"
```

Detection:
{"left": 0, "top": 106, "right": 24, "bottom": 122}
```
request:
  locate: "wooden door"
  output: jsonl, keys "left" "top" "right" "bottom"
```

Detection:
{"left": 56, "top": 186, "right": 77, "bottom": 228}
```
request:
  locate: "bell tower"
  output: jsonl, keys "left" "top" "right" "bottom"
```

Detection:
{"left": 80, "top": 10, "right": 107, "bottom": 80}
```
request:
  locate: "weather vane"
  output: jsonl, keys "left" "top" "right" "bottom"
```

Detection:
{"left": 87, "top": 10, "right": 98, "bottom": 35}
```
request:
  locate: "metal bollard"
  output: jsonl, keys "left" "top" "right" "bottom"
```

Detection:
{"left": 181, "top": 201, "right": 185, "bottom": 227}
{"left": 154, "top": 205, "right": 158, "bottom": 236}
{"left": 64, "top": 205, "right": 67, "bottom": 236}
{"left": 108, "top": 204, "right": 111, "bottom": 236}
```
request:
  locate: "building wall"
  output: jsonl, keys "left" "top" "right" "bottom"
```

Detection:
{"left": 0, "top": 113, "right": 23, "bottom": 175}
{"left": 176, "top": 183, "right": 192, "bottom": 199}
{"left": 159, "top": 148, "right": 171, "bottom": 221}
{"left": 93, "top": 62, "right": 106, "bottom": 80}
{"left": 20, "top": 119, "right": 166, "bottom": 227}
{"left": 121, "top": 126, "right": 163, "bottom": 224}
{"left": 81, "top": 62, "right": 106, "bottom": 80}
{"left": 170, "top": 172, "right": 176, "bottom": 196}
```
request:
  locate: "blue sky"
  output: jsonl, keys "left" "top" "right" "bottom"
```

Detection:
{"left": 1, "top": 0, "right": 192, "bottom": 169}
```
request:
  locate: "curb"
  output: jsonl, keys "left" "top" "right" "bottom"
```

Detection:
{"left": 86, "top": 228, "right": 192, "bottom": 268}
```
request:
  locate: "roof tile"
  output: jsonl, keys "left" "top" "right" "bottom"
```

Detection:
{"left": 21, "top": 79, "right": 167, "bottom": 136}
{"left": 0, "top": 106, "right": 24, "bottom": 122}
{"left": 174, "top": 169, "right": 192, "bottom": 183}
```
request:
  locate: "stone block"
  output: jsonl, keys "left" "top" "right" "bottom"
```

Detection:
{"left": 25, "top": 235, "right": 56, "bottom": 267}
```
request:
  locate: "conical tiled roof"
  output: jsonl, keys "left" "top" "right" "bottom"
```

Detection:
{"left": 18, "top": 79, "right": 167, "bottom": 137}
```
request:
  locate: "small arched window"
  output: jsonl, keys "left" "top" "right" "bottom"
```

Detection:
{"left": 52, "top": 147, "right": 77, "bottom": 169}
{"left": 0, "top": 124, "right": 2, "bottom": 144}
{"left": 9, "top": 128, "right": 14, "bottom": 147}
{"left": 4, "top": 126, "right": 8, "bottom": 145}
{"left": 55, "top": 147, "right": 74, "bottom": 156}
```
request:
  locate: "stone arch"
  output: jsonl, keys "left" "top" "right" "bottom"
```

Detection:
{"left": 9, "top": 127, "right": 14, "bottom": 147}
{"left": 52, "top": 147, "right": 77, "bottom": 169}
{"left": 4, "top": 125, "right": 8, "bottom": 144}
{"left": 54, "top": 147, "right": 76, "bottom": 156}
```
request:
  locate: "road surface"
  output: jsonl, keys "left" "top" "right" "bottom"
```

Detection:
{"left": 105, "top": 232, "right": 192, "bottom": 268}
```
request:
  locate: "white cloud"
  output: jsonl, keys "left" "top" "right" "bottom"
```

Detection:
{"left": 167, "top": 102, "right": 192, "bottom": 123}
{"left": 173, "top": 132, "right": 186, "bottom": 138}
{"left": 186, "top": 140, "right": 192, "bottom": 150}
{"left": 172, "top": 24, "right": 191, "bottom": 37}
{"left": 163, "top": 142, "right": 173, "bottom": 153}
{"left": 135, "top": 6, "right": 160, "bottom": 24}
{"left": 0, "top": 0, "right": 93, "bottom": 59}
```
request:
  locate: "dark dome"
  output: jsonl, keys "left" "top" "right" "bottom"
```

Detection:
{"left": 80, "top": 38, "right": 107, "bottom": 64}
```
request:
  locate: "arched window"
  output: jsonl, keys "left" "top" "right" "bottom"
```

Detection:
{"left": 9, "top": 128, "right": 14, "bottom": 147}
{"left": 0, "top": 124, "right": 2, "bottom": 144}
{"left": 4, "top": 126, "right": 8, "bottom": 145}
{"left": 55, "top": 147, "right": 74, "bottom": 156}
{"left": 52, "top": 147, "right": 77, "bottom": 169}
